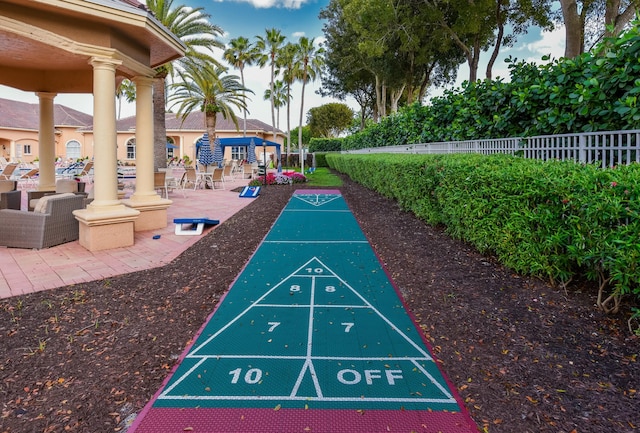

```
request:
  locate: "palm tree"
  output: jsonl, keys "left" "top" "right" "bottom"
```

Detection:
{"left": 277, "top": 42, "right": 298, "bottom": 159}
{"left": 263, "top": 80, "right": 287, "bottom": 130}
{"left": 169, "top": 59, "right": 251, "bottom": 152}
{"left": 294, "top": 37, "right": 325, "bottom": 172}
{"left": 256, "top": 28, "right": 286, "bottom": 144}
{"left": 145, "top": 0, "right": 224, "bottom": 170}
{"left": 223, "top": 37, "right": 259, "bottom": 137}
{"left": 116, "top": 79, "right": 135, "bottom": 120}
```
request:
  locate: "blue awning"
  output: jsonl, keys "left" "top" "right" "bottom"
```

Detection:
{"left": 196, "top": 136, "right": 280, "bottom": 150}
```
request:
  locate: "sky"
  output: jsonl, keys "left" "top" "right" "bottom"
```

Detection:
{"left": 0, "top": 0, "right": 566, "bottom": 128}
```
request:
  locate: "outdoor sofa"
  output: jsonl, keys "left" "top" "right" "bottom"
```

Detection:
{"left": 0, "top": 193, "right": 84, "bottom": 249}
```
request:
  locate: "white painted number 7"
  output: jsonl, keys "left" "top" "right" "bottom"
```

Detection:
{"left": 342, "top": 322, "right": 354, "bottom": 333}
{"left": 267, "top": 321, "right": 280, "bottom": 332}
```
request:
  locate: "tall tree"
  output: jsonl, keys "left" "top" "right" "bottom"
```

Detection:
{"left": 223, "top": 37, "right": 259, "bottom": 136}
{"left": 308, "top": 103, "right": 354, "bottom": 138}
{"left": 294, "top": 37, "right": 325, "bottom": 173}
{"left": 277, "top": 42, "right": 298, "bottom": 157}
{"left": 169, "top": 59, "right": 251, "bottom": 152}
{"left": 558, "top": 0, "right": 638, "bottom": 57}
{"left": 145, "top": 0, "right": 223, "bottom": 170}
{"left": 256, "top": 28, "right": 286, "bottom": 145}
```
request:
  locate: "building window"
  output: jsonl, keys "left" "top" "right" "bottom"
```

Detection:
{"left": 166, "top": 137, "right": 176, "bottom": 160}
{"left": 66, "top": 140, "right": 81, "bottom": 160}
{"left": 23, "top": 144, "right": 31, "bottom": 155}
{"left": 126, "top": 138, "right": 136, "bottom": 160}
{"left": 231, "top": 146, "right": 246, "bottom": 161}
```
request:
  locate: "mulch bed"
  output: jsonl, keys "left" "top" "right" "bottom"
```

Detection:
{"left": 1, "top": 174, "right": 638, "bottom": 433}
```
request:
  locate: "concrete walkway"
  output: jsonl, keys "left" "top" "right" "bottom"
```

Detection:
{"left": 0, "top": 176, "right": 255, "bottom": 299}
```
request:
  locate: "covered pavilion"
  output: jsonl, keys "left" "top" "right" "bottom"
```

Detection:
{"left": 0, "top": 0, "right": 185, "bottom": 251}
{"left": 196, "top": 136, "right": 282, "bottom": 166}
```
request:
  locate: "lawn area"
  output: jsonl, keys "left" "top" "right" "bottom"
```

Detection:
{"left": 305, "top": 167, "right": 343, "bottom": 187}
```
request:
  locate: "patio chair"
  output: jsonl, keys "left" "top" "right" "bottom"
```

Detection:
{"left": 0, "top": 193, "right": 84, "bottom": 249}
{"left": 162, "top": 166, "right": 181, "bottom": 194}
{"left": 222, "top": 164, "right": 233, "bottom": 181}
{"left": 0, "top": 180, "right": 21, "bottom": 210}
{"left": 154, "top": 171, "right": 167, "bottom": 198}
{"left": 0, "top": 162, "right": 19, "bottom": 180}
{"left": 242, "top": 164, "right": 255, "bottom": 179}
{"left": 211, "top": 167, "right": 225, "bottom": 189}
{"left": 179, "top": 167, "right": 199, "bottom": 197}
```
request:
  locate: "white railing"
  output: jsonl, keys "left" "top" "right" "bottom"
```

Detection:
{"left": 343, "top": 129, "right": 640, "bottom": 168}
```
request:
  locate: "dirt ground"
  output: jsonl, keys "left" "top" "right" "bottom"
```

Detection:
{"left": 1, "top": 174, "right": 638, "bottom": 433}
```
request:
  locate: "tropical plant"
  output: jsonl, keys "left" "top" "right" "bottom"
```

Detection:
{"left": 144, "top": 0, "right": 224, "bottom": 170}
{"left": 223, "top": 36, "right": 259, "bottom": 136}
{"left": 169, "top": 59, "right": 251, "bottom": 149}
{"left": 116, "top": 79, "right": 136, "bottom": 120}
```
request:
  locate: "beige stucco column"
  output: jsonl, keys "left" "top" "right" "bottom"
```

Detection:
{"left": 122, "top": 75, "right": 171, "bottom": 231}
{"left": 73, "top": 57, "right": 139, "bottom": 251}
{"left": 9, "top": 140, "right": 16, "bottom": 162}
{"left": 36, "top": 92, "right": 57, "bottom": 191}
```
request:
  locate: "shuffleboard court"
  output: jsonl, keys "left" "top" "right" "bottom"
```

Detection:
{"left": 130, "top": 189, "right": 477, "bottom": 432}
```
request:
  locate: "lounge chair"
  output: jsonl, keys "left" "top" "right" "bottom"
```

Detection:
{"left": 17, "top": 167, "right": 39, "bottom": 189}
{"left": 0, "top": 162, "right": 18, "bottom": 180}
{"left": 77, "top": 161, "right": 93, "bottom": 183}
{"left": 0, "top": 193, "right": 84, "bottom": 249}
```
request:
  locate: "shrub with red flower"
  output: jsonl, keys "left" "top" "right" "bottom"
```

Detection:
{"left": 249, "top": 171, "right": 308, "bottom": 186}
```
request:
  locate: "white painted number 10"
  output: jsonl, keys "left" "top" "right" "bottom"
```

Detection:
{"left": 229, "top": 368, "right": 263, "bottom": 384}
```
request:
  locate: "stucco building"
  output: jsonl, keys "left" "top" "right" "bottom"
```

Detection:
{"left": 0, "top": 97, "right": 284, "bottom": 166}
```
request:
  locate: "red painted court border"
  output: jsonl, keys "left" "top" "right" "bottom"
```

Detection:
{"left": 130, "top": 407, "right": 474, "bottom": 433}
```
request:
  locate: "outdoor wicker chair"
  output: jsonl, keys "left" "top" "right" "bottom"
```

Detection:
{"left": 0, "top": 193, "right": 84, "bottom": 249}
{"left": 0, "top": 180, "right": 21, "bottom": 210}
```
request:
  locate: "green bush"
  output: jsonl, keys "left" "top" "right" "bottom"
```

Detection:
{"left": 327, "top": 153, "right": 640, "bottom": 315}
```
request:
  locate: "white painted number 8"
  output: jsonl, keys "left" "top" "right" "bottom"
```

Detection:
{"left": 325, "top": 285, "right": 336, "bottom": 292}
{"left": 290, "top": 285, "right": 301, "bottom": 292}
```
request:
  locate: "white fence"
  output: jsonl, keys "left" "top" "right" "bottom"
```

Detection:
{"left": 343, "top": 129, "right": 640, "bottom": 168}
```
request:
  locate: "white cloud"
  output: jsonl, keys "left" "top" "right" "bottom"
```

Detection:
{"left": 231, "top": 0, "right": 307, "bottom": 9}
{"left": 526, "top": 26, "right": 566, "bottom": 61}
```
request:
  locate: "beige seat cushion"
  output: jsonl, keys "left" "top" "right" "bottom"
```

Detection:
{"left": 56, "top": 179, "right": 79, "bottom": 193}
{"left": 33, "top": 192, "right": 75, "bottom": 213}
{"left": 0, "top": 180, "right": 15, "bottom": 193}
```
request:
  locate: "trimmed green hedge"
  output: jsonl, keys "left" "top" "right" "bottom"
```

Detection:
{"left": 327, "top": 153, "right": 640, "bottom": 314}
{"left": 309, "top": 138, "right": 343, "bottom": 152}
{"left": 313, "top": 152, "right": 331, "bottom": 167}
